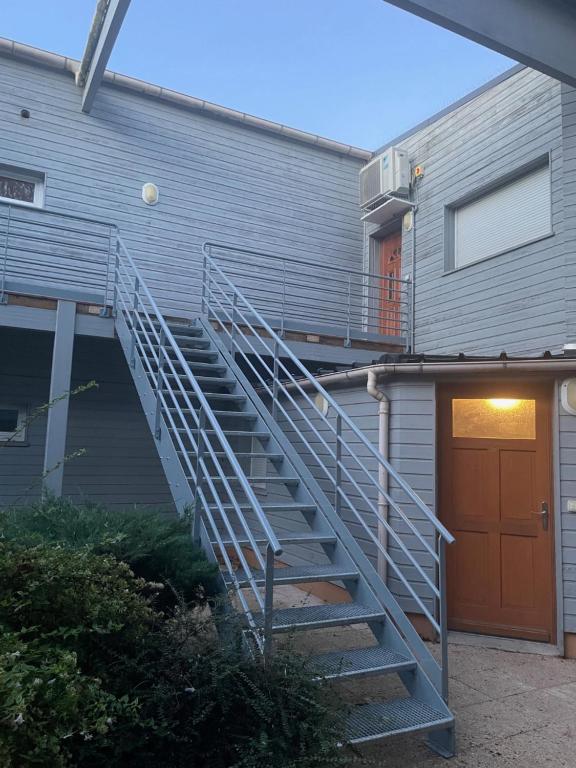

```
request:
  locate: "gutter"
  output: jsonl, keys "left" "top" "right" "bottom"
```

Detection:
{"left": 0, "top": 37, "right": 371, "bottom": 161}
{"left": 290, "top": 358, "right": 576, "bottom": 391}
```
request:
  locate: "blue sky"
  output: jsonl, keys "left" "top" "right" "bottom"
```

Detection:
{"left": 2, "top": 0, "right": 513, "bottom": 148}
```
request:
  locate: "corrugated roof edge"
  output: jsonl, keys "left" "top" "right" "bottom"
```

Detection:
{"left": 0, "top": 36, "right": 372, "bottom": 161}
{"left": 373, "top": 63, "right": 527, "bottom": 156}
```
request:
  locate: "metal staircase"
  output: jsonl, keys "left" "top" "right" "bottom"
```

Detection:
{"left": 113, "top": 237, "right": 456, "bottom": 756}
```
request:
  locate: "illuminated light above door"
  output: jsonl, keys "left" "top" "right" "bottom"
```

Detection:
{"left": 452, "top": 398, "right": 536, "bottom": 440}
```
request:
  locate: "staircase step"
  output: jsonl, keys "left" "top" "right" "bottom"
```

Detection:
{"left": 217, "top": 530, "right": 331, "bottom": 547}
{"left": 253, "top": 603, "right": 386, "bottom": 633}
{"left": 155, "top": 322, "right": 203, "bottom": 338}
{"left": 169, "top": 348, "right": 218, "bottom": 361}
{"left": 207, "top": 475, "right": 299, "bottom": 487}
{"left": 229, "top": 564, "right": 359, "bottom": 587}
{"left": 174, "top": 361, "right": 228, "bottom": 375}
{"left": 180, "top": 392, "right": 247, "bottom": 404}
{"left": 209, "top": 451, "right": 284, "bottom": 462}
{"left": 172, "top": 334, "right": 211, "bottom": 348}
{"left": 204, "top": 429, "right": 271, "bottom": 441}
{"left": 191, "top": 376, "right": 237, "bottom": 389}
{"left": 211, "top": 409, "right": 257, "bottom": 422}
{"left": 310, "top": 646, "right": 415, "bottom": 680}
{"left": 346, "top": 698, "right": 453, "bottom": 745}
{"left": 212, "top": 502, "right": 316, "bottom": 515}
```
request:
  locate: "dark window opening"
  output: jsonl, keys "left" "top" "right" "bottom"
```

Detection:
{"left": 0, "top": 175, "right": 35, "bottom": 203}
{"left": 0, "top": 408, "right": 19, "bottom": 433}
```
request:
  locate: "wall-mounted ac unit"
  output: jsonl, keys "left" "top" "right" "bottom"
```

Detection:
{"left": 359, "top": 147, "right": 410, "bottom": 208}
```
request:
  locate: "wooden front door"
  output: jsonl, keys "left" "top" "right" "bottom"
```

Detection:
{"left": 438, "top": 383, "right": 555, "bottom": 642}
{"left": 378, "top": 230, "right": 402, "bottom": 336}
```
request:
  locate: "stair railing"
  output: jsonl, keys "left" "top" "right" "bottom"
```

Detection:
{"left": 202, "top": 241, "right": 455, "bottom": 700}
{"left": 114, "top": 237, "right": 282, "bottom": 656}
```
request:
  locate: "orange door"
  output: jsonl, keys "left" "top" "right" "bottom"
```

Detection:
{"left": 378, "top": 231, "right": 402, "bottom": 336}
{"left": 438, "top": 383, "right": 555, "bottom": 642}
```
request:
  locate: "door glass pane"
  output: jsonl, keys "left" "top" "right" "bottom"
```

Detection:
{"left": 452, "top": 398, "right": 536, "bottom": 440}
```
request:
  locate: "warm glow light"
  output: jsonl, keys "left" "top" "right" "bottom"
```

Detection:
{"left": 487, "top": 398, "right": 521, "bottom": 410}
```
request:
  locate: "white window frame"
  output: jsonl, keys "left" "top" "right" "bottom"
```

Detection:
{"left": 0, "top": 403, "right": 28, "bottom": 443}
{"left": 445, "top": 156, "right": 553, "bottom": 272}
{"left": 0, "top": 165, "right": 45, "bottom": 208}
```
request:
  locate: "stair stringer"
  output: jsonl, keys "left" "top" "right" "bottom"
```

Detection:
{"left": 115, "top": 311, "right": 221, "bottom": 580}
{"left": 200, "top": 319, "right": 452, "bottom": 721}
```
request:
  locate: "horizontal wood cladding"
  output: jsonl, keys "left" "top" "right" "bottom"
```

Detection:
{"left": 393, "top": 68, "right": 565, "bottom": 356}
{"left": 0, "top": 57, "right": 364, "bottom": 321}
{"left": 0, "top": 328, "right": 172, "bottom": 509}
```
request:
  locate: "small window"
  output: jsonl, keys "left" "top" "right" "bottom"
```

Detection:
{"left": 0, "top": 404, "right": 27, "bottom": 443}
{"left": 452, "top": 398, "right": 536, "bottom": 440}
{"left": 450, "top": 163, "right": 551, "bottom": 269}
{"left": 0, "top": 165, "right": 45, "bottom": 207}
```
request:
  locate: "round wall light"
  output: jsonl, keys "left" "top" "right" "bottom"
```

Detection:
{"left": 314, "top": 392, "right": 330, "bottom": 417}
{"left": 561, "top": 379, "right": 576, "bottom": 415}
{"left": 142, "top": 182, "right": 159, "bottom": 205}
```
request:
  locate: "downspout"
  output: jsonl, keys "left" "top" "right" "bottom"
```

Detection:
{"left": 367, "top": 370, "right": 390, "bottom": 580}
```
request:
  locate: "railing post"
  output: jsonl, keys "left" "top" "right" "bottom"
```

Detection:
{"left": 201, "top": 249, "right": 208, "bottom": 316}
{"left": 272, "top": 339, "right": 279, "bottom": 421}
{"left": 192, "top": 408, "right": 206, "bottom": 545}
{"left": 406, "top": 276, "right": 414, "bottom": 353}
{"left": 344, "top": 274, "right": 352, "bottom": 347}
{"left": 280, "top": 261, "right": 286, "bottom": 338}
{"left": 129, "top": 276, "right": 140, "bottom": 368}
{"left": 335, "top": 414, "right": 342, "bottom": 516}
{"left": 438, "top": 535, "right": 449, "bottom": 703}
{"left": 153, "top": 328, "right": 166, "bottom": 440}
{"left": 0, "top": 205, "right": 12, "bottom": 305}
{"left": 229, "top": 292, "right": 238, "bottom": 353}
{"left": 112, "top": 245, "right": 120, "bottom": 317}
{"left": 101, "top": 225, "right": 115, "bottom": 316}
{"left": 263, "top": 543, "right": 275, "bottom": 661}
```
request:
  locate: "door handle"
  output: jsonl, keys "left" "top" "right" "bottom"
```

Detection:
{"left": 540, "top": 501, "right": 549, "bottom": 531}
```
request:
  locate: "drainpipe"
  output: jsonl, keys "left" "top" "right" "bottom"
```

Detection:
{"left": 367, "top": 370, "right": 390, "bottom": 581}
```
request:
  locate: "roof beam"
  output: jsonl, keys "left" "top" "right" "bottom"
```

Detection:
{"left": 382, "top": 0, "right": 576, "bottom": 87}
{"left": 78, "top": 0, "right": 132, "bottom": 113}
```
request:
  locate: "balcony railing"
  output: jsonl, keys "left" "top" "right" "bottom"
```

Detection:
{"left": 0, "top": 203, "right": 116, "bottom": 306}
{"left": 203, "top": 242, "right": 411, "bottom": 348}
{"left": 0, "top": 205, "right": 411, "bottom": 348}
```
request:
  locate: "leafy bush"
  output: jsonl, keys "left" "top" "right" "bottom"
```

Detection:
{"left": 0, "top": 504, "right": 346, "bottom": 767}
{"left": 76, "top": 609, "right": 347, "bottom": 768}
{"left": 0, "top": 632, "right": 139, "bottom": 768}
{"left": 0, "top": 498, "right": 219, "bottom": 604}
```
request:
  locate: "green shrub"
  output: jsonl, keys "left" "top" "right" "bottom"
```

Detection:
{"left": 77, "top": 609, "right": 347, "bottom": 768}
{"left": 0, "top": 498, "right": 219, "bottom": 604}
{"left": 0, "top": 632, "right": 139, "bottom": 768}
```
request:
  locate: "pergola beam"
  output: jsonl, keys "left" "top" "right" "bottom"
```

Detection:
{"left": 383, "top": 0, "right": 576, "bottom": 88}
{"left": 79, "top": 0, "right": 132, "bottom": 113}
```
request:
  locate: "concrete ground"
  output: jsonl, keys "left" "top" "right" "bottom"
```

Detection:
{"left": 273, "top": 587, "right": 576, "bottom": 767}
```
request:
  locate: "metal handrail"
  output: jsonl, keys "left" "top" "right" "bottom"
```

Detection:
{"left": 0, "top": 203, "right": 116, "bottom": 305}
{"left": 202, "top": 240, "right": 453, "bottom": 698}
{"left": 205, "top": 240, "right": 411, "bottom": 344}
{"left": 114, "top": 236, "right": 282, "bottom": 654}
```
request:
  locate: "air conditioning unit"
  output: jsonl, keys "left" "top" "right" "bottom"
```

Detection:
{"left": 360, "top": 147, "right": 410, "bottom": 208}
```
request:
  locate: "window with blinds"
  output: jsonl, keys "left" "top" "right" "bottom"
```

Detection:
{"left": 452, "top": 163, "right": 552, "bottom": 269}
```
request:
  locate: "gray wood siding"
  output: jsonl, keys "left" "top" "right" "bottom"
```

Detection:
{"left": 558, "top": 385, "right": 576, "bottom": 633}
{"left": 0, "top": 327, "right": 172, "bottom": 509}
{"left": 374, "top": 68, "right": 566, "bottom": 356}
{"left": 0, "top": 56, "right": 364, "bottom": 321}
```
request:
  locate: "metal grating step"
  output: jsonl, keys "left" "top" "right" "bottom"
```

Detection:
{"left": 155, "top": 322, "right": 203, "bottom": 337}
{"left": 227, "top": 564, "right": 359, "bottom": 587}
{"left": 208, "top": 451, "right": 284, "bottom": 462}
{"left": 211, "top": 502, "right": 316, "bottom": 515}
{"left": 169, "top": 408, "right": 256, "bottom": 422}
{"left": 346, "top": 698, "right": 453, "bottom": 745}
{"left": 168, "top": 347, "right": 218, "bottom": 361}
{"left": 206, "top": 475, "right": 299, "bottom": 487}
{"left": 253, "top": 603, "right": 386, "bottom": 633}
{"left": 172, "top": 361, "right": 227, "bottom": 375}
{"left": 310, "top": 646, "right": 414, "bottom": 680}
{"left": 216, "top": 530, "right": 332, "bottom": 548}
